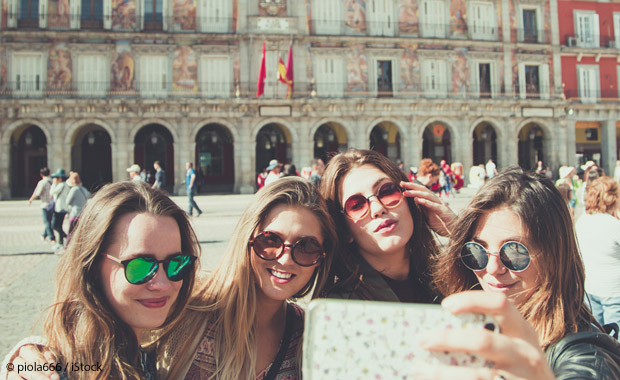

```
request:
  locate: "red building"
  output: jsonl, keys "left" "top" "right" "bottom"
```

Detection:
{"left": 559, "top": 0, "right": 620, "bottom": 172}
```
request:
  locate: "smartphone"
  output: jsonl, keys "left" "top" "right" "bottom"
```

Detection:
{"left": 302, "top": 299, "right": 498, "bottom": 380}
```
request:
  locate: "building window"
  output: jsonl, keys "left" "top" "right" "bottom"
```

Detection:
{"left": 11, "top": 53, "right": 43, "bottom": 96}
{"left": 574, "top": 10, "right": 599, "bottom": 48}
{"left": 315, "top": 57, "right": 343, "bottom": 97}
{"left": 367, "top": 0, "right": 395, "bottom": 37}
{"left": 377, "top": 60, "right": 393, "bottom": 97}
{"left": 472, "top": 62, "right": 494, "bottom": 98}
{"left": 613, "top": 13, "right": 620, "bottom": 48}
{"left": 578, "top": 65, "right": 600, "bottom": 103}
{"left": 81, "top": 0, "right": 104, "bottom": 29}
{"left": 519, "top": 7, "right": 542, "bottom": 43}
{"left": 518, "top": 62, "right": 549, "bottom": 99}
{"left": 469, "top": 1, "right": 497, "bottom": 41}
{"left": 139, "top": 55, "right": 168, "bottom": 98}
{"left": 312, "top": 0, "right": 343, "bottom": 35}
{"left": 18, "top": 0, "right": 39, "bottom": 28}
{"left": 420, "top": 0, "right": 447, "bottom": 38}
{"left": 78, "top": 54, "right": 108, "bottom": 97}
{"left": 200, "top": 56, "right": 231, "bottom": 98}
{"left": 198, "top": 0, "right": 231, "bottom": 33}
{"left": 422, "top": 59, "right": 448, "bottom": 98}
{"left": 143, "top": 0, "right": 163, "bottom": 31}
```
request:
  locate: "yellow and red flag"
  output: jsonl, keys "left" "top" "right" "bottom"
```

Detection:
{"left": 256, "top": 41, "right": 266, "bottom": 98}
{"left": 277, "top": 44, "right": 294, "bottom": 98}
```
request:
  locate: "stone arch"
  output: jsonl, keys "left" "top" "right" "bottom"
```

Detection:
{"left": 64, "top": 119, "right": 117, "bottom": 146}
{"left": 129, "top": 118, "right": 178, "bottom": 143}
{"left": 1, "top": 119, "right": 51, "bottom": 145}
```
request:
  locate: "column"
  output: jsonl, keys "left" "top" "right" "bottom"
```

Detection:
{"left": 115, "top": 118, "right": 130, "bottom": 183}
{"left": 237, "top": 118, "right": 254, "bottom": 194}
{"left": 601, "top": 119, "right": 618, "bottom": 173}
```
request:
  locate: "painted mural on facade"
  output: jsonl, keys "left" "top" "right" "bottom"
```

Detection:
{"left": 47, "top": 43, "right": 73, "bottom": 92}
{"left": 452, "top": 48, "right": 469, "bottom": 94}
{"left": 0, "top": 47, "right": 7, "bottom": 92}
{"left": 398, "top": 0, "right": 418, "bottom": 35}
{"left": 450, "top": 0, "right": 468, "bottom": 37}
{"left": 173, "top": 0, "right": 196, "bottom": 30}
{"left": 1, "top": 0, "right": 8, "bottom": 30}
{"left": 173, "top": 46, "right": 197, "bottom": 92}
{"left": 47, "top": 0, "right": 71, "bottom": 28}
{"left": 233, "top": 51, "right": 241, "bottom": 91}
{"left": 400, "top": 44, "right": 420, "bottom": 93}
{"left": 258, "top": 0, "right": 286, "bottom": 17}
{"left": 112, "top": 0, "right": 137, "bottom": 30}
{"left": 347, "top": 44, "right": 368, "bottom": 92}
{"left": 111, "top": 42, "right": 135, "bottom": 92}
{"left": 345, "top": 0, "right": 366, "bottom": 34}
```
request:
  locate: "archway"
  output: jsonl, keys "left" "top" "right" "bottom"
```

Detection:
{"left": 10, "top": 125, "right": 47, "bottom": 197}
{"left": 313, "top": 122, "right": 347, "bottom": 163}
{"left": 71, "top": 125, "right": 112, "bottom": 191}
{"left": 370, "top": 122, "right": 401, "bottom": 161}
{"left": 518, "top": 123, "right": 545, "bottom": 170}
{"left": 134, "top": 124, "right": 175, "bottom": 190}
{"left": 255, "top": 123, "right": 290, "bottom": 174}
{"left": 472, "top": 123, "right": 498, "bottom": 166}
{"left": 422, "top": 122, "right": 452, "bottom": 164}
{"left": 195, "top": 123, "right": 234, "bottom": 193}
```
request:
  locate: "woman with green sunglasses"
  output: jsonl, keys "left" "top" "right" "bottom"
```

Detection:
{"left": 2, "top": 181, "right": 200, "bottom": 380}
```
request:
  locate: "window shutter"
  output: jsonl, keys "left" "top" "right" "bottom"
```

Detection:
{"left": 518, "top": 63, "right": 526, "bottom": 99}
{"left": 162, "top": 0, "right": 168, "bottom": 30}
{"left": 70, "top": 0, "right": 80, "bottom": 28}
{"left": 7, "top": 0, "right": 17, "bottom": 27}
{"left": 39, "top": 0, "right": 47, "bottom": 28}
{"left": 593, "top": 13, "right": 600, "bottom": 48}
{"left": 471, "top": 62, "right": 480, "bottom": 98}
{"left": 138, "top": 0, "right": 144, "bottom": 30}
{"left": 103, "top": 0, "right": 111, "bottom": 29}
{"left": 539, "top": 63, "right": 549, "bottom": 100}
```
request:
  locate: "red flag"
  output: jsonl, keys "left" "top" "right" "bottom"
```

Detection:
{"left": 277, "top": 44, "right": 294, "bottom": 98}
{"left": 256, "top": 41, "right": 266, "bottom": 98}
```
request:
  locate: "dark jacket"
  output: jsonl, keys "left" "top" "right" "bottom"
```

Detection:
{"left": 546, "top": 324, "right": 620, "bottom": 380}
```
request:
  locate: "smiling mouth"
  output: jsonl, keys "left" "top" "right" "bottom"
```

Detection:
{"left": 268, "top": 268, "right": 294, "bottom": 280}
{"left": 138, "top": 297, "right": 168, "bottom": 308}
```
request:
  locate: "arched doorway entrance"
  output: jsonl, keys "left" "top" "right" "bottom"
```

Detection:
{"left": 422, "top": 122, "right": 452, "bottom": 164}
{"left": 71, "top": 125, "right": 112, "bottom": 191}
{"left": 575, "top": 122, "right": 602, "bottom": 168}
{"left": 472, "top": 123, "right": 498, "bottom": 166}
{"left": 313, "top": 122, "right": 347, "bottom": 163}
{"left": 134, "top": 124, "right": 174, "bottom": 191}
{"left": 195, "top": 123, "right": 234, "bottom": 193}
{"left": 370, "top": 122, "right": 401, "bottom": 161}
{"left": 255, "top": 123, "right": 290, "bottom": 174}
{"left": 518, "top": 123, "right": 544, "bottom": 171}
{"left": 10, "top": 125, "right": 47, "bottom": 197}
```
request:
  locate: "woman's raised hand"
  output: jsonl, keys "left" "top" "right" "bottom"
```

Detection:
{"left": 400, "top": 181, "right": 456, "bottom": 237}
{"left": 413, "top": 291, "right": 556, "bottom": 380}
{"left": 6, "top": 345, "right": 59, "bottom": 380}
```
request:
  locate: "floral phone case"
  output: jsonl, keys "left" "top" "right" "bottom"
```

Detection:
{"left": 302, "top": 299, "right": 497, "bottom": 380}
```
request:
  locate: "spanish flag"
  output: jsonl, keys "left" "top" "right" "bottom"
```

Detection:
{"left": 256, "top": 41, "right": 266, "bottom": 98}
{"left": 277, "top": 43, "right": 294, "bottom": 99}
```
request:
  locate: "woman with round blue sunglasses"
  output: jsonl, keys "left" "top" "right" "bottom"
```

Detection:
{"left": 422, "top": 167, "right": 620, "bottom": 380}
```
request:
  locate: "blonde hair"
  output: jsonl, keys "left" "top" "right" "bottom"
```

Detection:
{"left": 170, "top": 177, "right": 336, "bottom": 379}
{"left": 319, "top": 149, "right": 439, "bottom": 299}
{"left": 43, "top": 181, "right": 199, "bottom": 380}
{"left": 585, "top": 176, "right": 619, "bottom": 215}
{"left": 433, "top": 167, "right": 596, "bottom": 348}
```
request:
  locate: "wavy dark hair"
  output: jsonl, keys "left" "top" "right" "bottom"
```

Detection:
{"left": 318, "top": 149, "right": 440, "bottom": 300}
{"left": 433, "top": 167, "right": 597, "bottom": 348}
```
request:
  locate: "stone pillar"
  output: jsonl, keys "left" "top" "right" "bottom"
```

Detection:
{"left": 601, "top": 119, "right": 618, "bottom": 174}
{"left": 566, "top": 119, "right": 577, "bottom": 167}
{"left": 237, "top": 118, "right": 255, "bottom": 194}
{"left": 49, "top": 119, "right": 65, "bottom": 171}
{"left": 296, "top": 118, "right": 313, "bottom": 170}
{"left": 505, "top": 118, "right": 519, "bottom": 167}
{"left": 115, "top": 118, "right": 130, "bottom": 183}
{"left": 460, "top": 119, "right": 474, "bottom": 173}
{"left": 176, "top": 118, "right": 190, "bottom": 195}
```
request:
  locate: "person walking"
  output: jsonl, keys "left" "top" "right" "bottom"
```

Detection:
{"left": 126, "top": 164, "right": 143, "bottom": 182}
{"left": 186, "top": 162, "right": 202, "bottom": 217}
{"left": 65, "top": 171, "right": 91, "bottom": 241}
{"left": 485, "top": 158, "right": 498, "bottom": 179}
{"left": 50, "top": 169, "right": 70, "bottom": 249}
{"left": 28, "top": 167, "right": 55, "bottom": 243}
{"left": 153, "top": 160, "right": 166, "bottom": 190}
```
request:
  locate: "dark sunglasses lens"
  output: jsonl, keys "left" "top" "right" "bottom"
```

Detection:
{"left": 460, "top": 242, "right": 488, "bottom": 271}
{"left": 166, "top": 255, "right": 195, "bottom": 281}
{"left": 344, "top": 195, "right": 369, "bottom": 219}
{"left": 500, "top": 242, "right": 530, "bottom": 271}
{"left": 254, "top": 233, "right": 283, "bottom": 260}
{"left": 377, "top": 183, "right": 402, "bottom": 207}
{"left": 125, "top": 258, "right": 157, "bottom": 284}
{"left": 294, "top": 238, "right": 323, "bottom": 266}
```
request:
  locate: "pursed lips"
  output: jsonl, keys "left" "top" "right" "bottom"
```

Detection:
{"left": 374, "top": 219, "right": 397, "bottom": 233}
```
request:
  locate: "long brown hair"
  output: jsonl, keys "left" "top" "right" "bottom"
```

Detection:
{"left": 164, "top": 177, "right": 337, "bottom": 380}
{"left": 433, "top": 167, "right": 596, "bottom": 348}
{"left": 43, "top": 181, "right": 199, "bottom": 379}
{"left": 319, "top": 149, "right": 439, "bottom": 300}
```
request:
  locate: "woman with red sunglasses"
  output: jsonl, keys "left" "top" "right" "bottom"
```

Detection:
{"left": 154, "top": 177, "right": 337, "bottom": 379}
{"left": 421, "top": 167, "right": 620, "bottom": 380}
{"left": 318, "top": 149, "right": 454, "bottom": 303}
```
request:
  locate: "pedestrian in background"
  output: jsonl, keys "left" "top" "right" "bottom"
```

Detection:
{"left": 264, "top": 159, "right": 282, "bottom": 186}
{"left": 186, "top": 162, "right": 202, "bottom": 217}
{"left": 50, "top": 169, "right": 70, "bottom": 249}
{"left": 28, "top": 167, "right": 55, "bottom": 244}
{"left": 65, "top": 171, "right": 91, "bottom": 241}
{"left": 126, "top": 164, "right": 143, "bottom": 182}
{"left": 153, "top": 161, "right": 166, "bottom": 190}
{"left": 309, "top": 158, "right": 325, "bottom": 187}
